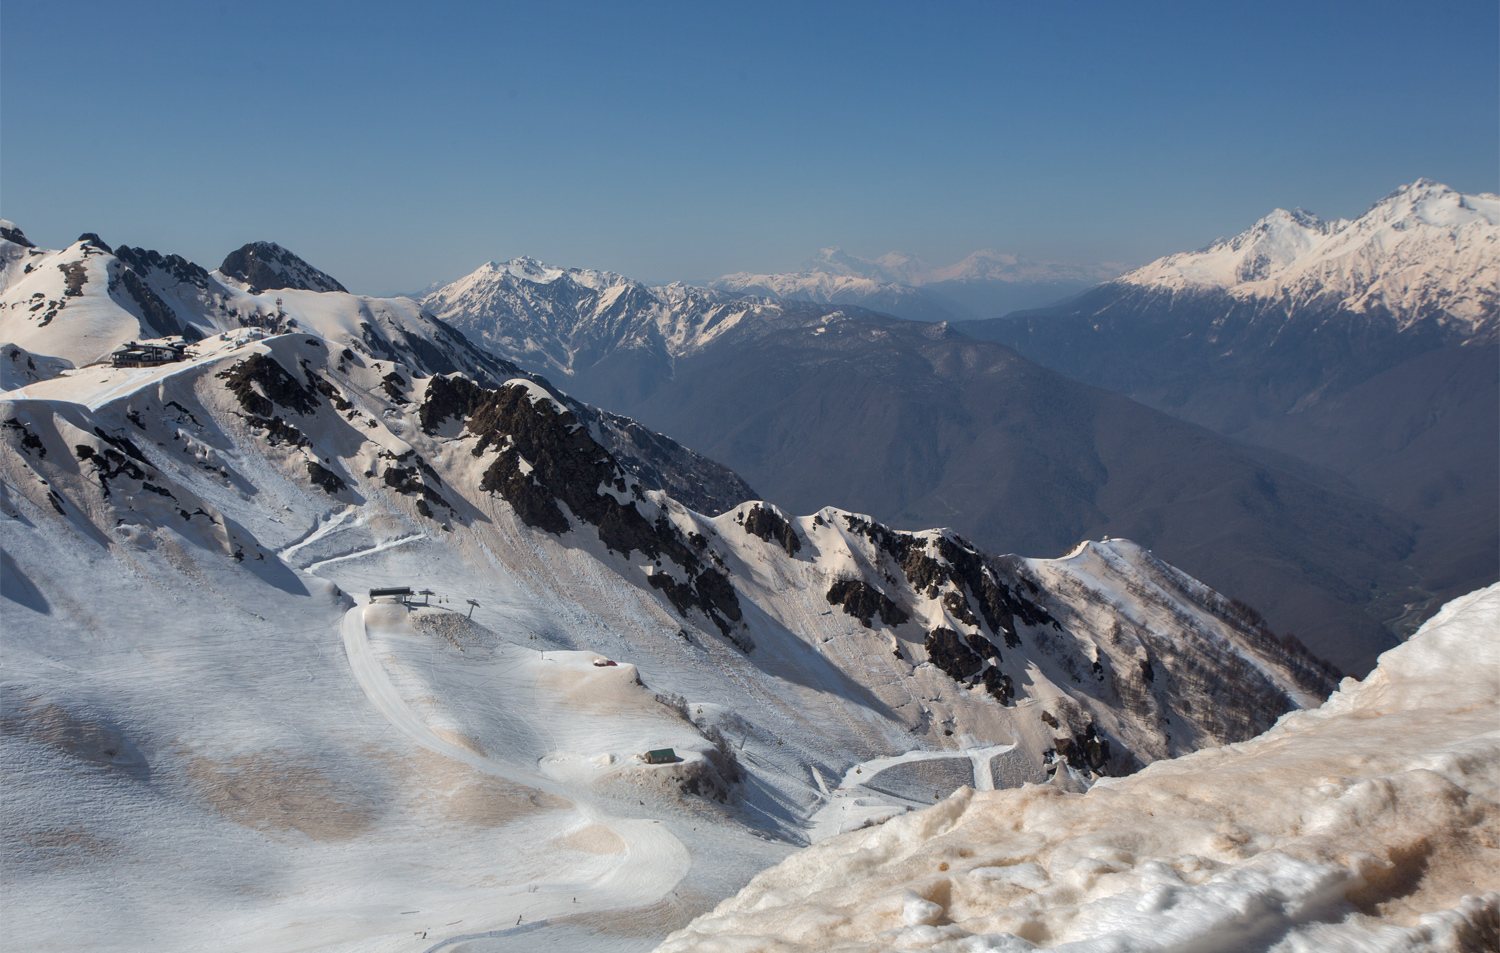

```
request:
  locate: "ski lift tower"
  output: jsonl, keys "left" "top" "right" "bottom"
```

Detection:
{"left": 466, "top": 599, "right": 480, "bottom": 619}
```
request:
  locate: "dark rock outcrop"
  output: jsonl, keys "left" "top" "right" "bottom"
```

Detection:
{"left": 219, "top": 242, "right": 347, "bottom": 295}
{"left": 77, "top": 233, "right": 113, "bottom": 255}
{"left": 111, "top": 267, "right": 181, "bottom": 338}
{"left": 1053, "top": 722, "right": 1112, "bottom": 774}
{"left": 826, "top": 578, "right": 908, "bottom": 628}
{"left": 739, "top": 503, "right": 800, "bottom": 555}
{"left": 421, "top": 372, "right": 756, "bottom": 519}
{"left": 306, "top": 461, "right": 347, "bottom": 494}
{"left": 114, "top": 246, "right": 212, "bottom": 289}
{"left": 842, "top": 514, "right": 1051, "bottom": 646}
{"left": 2, "top": 223, "right": 35, "bottom": 247}
{"left": 924, "top": 627, "right": 982, "bottom": 679}
{"left": 218, "top": 353, "right": 321, "bottom": 418}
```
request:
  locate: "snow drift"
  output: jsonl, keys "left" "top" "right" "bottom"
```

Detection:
{"left": 655, "top": 584, "right": 1500, "bottom": 953}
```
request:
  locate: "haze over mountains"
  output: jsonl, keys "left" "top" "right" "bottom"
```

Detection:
{"left": 711, "top": 246, "right": 1122, "bottom": 323}
{"left": 0, "top": 220, "right": 1340, "bottom": 951}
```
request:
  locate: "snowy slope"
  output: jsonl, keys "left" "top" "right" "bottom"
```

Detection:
{"left": 0, "top": 224, "right": 754, "bottom": 516}
{"left": 0, "top": 223, "right": 507, "bottom": 380}
{"left": 1118, "top": 180, "right": 1499, "bottom": 337}
{"left": 656, "top": 583, "right": 1500, "bottom": 953}
{"left": 3, "top": 326, "right": 1331, "bottom": 952}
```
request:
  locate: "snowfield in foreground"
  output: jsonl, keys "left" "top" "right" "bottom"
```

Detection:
{"left": 656, "top": 584, "right": 1500, "bottom": 953}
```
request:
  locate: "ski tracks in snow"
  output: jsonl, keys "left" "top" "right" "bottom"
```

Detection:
{"left": 302, "top": 532, "right": 428, "bottom": 573}
{"left": 277, "top": 507, "right": 358, "bottom": 563}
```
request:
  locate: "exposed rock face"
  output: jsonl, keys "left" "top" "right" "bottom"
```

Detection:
{"left": 114, "top": 245, "right": 212, "bottom": 289}
{"left": 924, "top": 626, "right": 983, "bottom": 679}
{"left": 110, "top": 267, "right": 182, "bottom": 339}
{"left": 1051, "top": 721, "right": 1111, "bottom": 772}
{"left": 219, "top": 242, "right": 348, "bottom": 294}
{"left": 570, "top": 405, "right": 758, "bottom": 518}
{"left": 1, "top": 222, "right": 34, "bottom": 247}
{"left": 419, "top": 375, "right": 744, "bottom": 638}
{"left": 76, "top": 233, "right": 113, "bottom": 255}
{"left": 826, "top": 579, "right": 908, "bottom": 628}
{"left": 218, "top": 352, "right": 321, "bottom": 418}
{"left": 843, "top": 513, "right": 1053, "bottom": 644}
{"left": 739, "top": 503, "right": 801, "bottom": 555}
{"left": 305, "top": 461, "right": 346, "bottom": 494}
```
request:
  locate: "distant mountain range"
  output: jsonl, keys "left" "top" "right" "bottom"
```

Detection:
{"left": 420, "top": 257, "right": 843, "bottom": 410}
{"left": 968, "top": 179, "right": 1497, "bottom": 422}
{"left": 964, "top": 179, "right": 1499, "bottom": 617}
{"left": 710, "top": 246, "right": 1122, "bottom": 321}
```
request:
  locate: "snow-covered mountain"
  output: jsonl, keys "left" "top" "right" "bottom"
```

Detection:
{"left": 0, "top": 224, "right": 756, "bottom": 515}
{"left": 420, "top": 257, "right": 864, "bottom": 408}
{"left": 1118, "top": 179, "right": 1499, "bottom": 336}
{"left": 424, "top": 258, "right": 766, "bottom": 370}
{"left": 659, "top": 582, "right": 1500, "bottom": 953}
{"left": 964, "top": 181, "right": 1500, "bottom": 619}
{"left": 0, "top": 223, "right": 501, "bottom": 380}
{"left": 419, "top": 248, "right": 1119, "bottom": 411}
{"left": 712, "top": 247, "right": 1122, "bottom": 321}
{"left": 3, "top": 312, "right": 1334, "bottom": 950}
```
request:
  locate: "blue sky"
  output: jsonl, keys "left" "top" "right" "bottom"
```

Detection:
{"left": 3, "top": 1, "right": 1495, "bottom": 294}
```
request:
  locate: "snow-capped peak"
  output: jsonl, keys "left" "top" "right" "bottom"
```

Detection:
{"left": 481, "top": 256, "right": 569, "bottom": 283}
{"left": 804, "top": 246, "right": 898, "bottom": 281}
{"left": 1368, "top": 177, "right": 1500, "bottom": 228}
{"left": 0, "top": 227, "right": 513, "bottom": 381}
{"left": 1119, "top": 180, "right": 1499, "bottom": 335}
{"left": 470, "top": 256, "right": 640, "bottom": 291}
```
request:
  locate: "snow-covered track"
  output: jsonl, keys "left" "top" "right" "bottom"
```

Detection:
{"left": 340, "top": 604, "right": 690, "bottom": 944}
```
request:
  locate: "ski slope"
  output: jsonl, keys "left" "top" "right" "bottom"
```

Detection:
{"left": 342, "top": 602, "right": 691, "bottom": 947}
